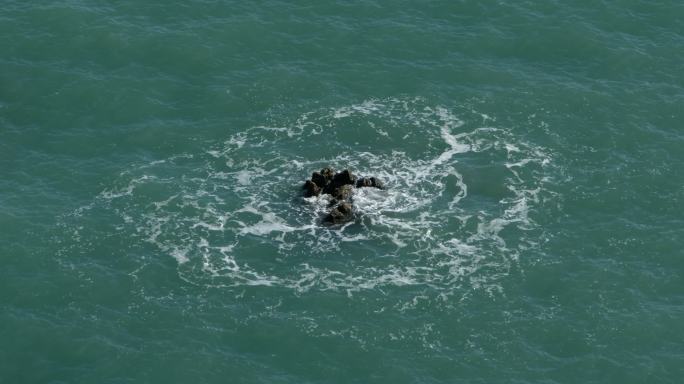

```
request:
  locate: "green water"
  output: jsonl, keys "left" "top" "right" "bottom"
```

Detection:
{"left": 2, "top": 1, "right": 683, "bottom": 383}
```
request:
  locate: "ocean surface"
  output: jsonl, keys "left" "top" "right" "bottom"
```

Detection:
{"left": 2, "top": 1, "right": 683, "bottom": 383}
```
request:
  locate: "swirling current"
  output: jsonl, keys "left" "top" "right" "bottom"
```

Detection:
{"left": 60, "top": 98, "right": 558, "bottom": 296}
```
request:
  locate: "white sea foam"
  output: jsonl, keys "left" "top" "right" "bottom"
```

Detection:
{"left": 65, "top": 97, "right": 557, "bottom": 295}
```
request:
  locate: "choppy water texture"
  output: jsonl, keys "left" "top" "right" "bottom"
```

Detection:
{"left": 2, "top": 1, "right": 683, "bottom": 383}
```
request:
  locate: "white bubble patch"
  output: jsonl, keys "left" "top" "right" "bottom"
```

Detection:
{"left": 64, "top": 97, "right": 557, "bottom": 296}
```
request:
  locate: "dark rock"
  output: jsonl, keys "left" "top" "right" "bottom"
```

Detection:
{"left": 302, "top": 166, "right": 385, "bottom": 225}
{"left": 320, "top": 167, "right": 335, "bottom": 181}
{"left": 322, "top": 183, "right": 335, "bottom": 195}
{"left": 333, "top": 185, "right": 354, "bottom": 201}
{"left": 332, "top": 169, "right": 356, "bottom": 187}
{"left": 356, "top": 176, "right": 384, "bottom": 189}
{"left": 369, "top": 177, "right": 384, "bottom": 189}
{"left": 316, "top": 168, "right": 337, "bottom": 193}
{"left": 311, "top": 172, "right": 327, "bottom": 188}
{"left": 356, "top": 177, "right": 372, "bottom": 188}
{"left": 303, "top": 180, "right": 321, "bottom": 197}
{"left": 323, "top": 202, "right": 353, "bottom": 225}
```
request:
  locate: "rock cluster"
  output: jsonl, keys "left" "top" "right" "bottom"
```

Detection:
{"left": 303, "top": 167, "right": 384, "bottom": 225}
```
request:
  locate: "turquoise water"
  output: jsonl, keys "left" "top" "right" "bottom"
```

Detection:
{"left": 2, "top": 1, "right": 683, "bottom": 382}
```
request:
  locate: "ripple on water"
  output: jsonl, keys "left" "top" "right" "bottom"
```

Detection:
{"left": 61, "top": 97, "right": 558, "bottom": 297}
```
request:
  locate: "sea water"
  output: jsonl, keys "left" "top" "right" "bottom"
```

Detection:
{"left": 1, "top": 1, "right": 683, "bottom": 382}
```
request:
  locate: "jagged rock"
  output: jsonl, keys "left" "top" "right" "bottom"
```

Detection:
{"left": 302, "top": 167, "right": 384, "bottom": 225}
{"left": 356, "top": 177, "right": 371, "bottom": 188}
{"left": 303, "top": 180, "right": 321, "bottom": 197}
{"left": 356, "top": 176, "right": 384, "bottom": 189}
{"left": 323, "top": 202, "right": 353, "bottom": 225}
{"left": 370, "top": 177, "right": 384, "bottom": 189}
{"left": 311, "top": 172, "right": 327, "bottom": 188}
{"left": 333, "top": 184, "right": 354, "bottom": 201}
{"left": 313, "top": 167, "right": 335, "bottom": 193}
{"left": 325, "top": 169, "right": 355, "bottom": 194}
{"left": 333, "top": 169, "right": 356, "bottom": 187}
{"left": 320, "top": 167, "right": 335, "bottom": 181}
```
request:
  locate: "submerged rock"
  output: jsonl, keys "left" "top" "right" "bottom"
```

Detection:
{"left": 302, "top": 167, "right": 385, "bottom": 225}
